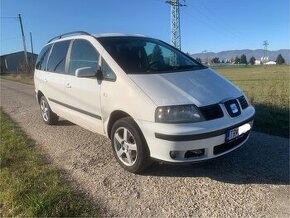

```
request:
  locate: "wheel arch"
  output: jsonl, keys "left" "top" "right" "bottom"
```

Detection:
{"left": 37, "top": 90, "right": 44, "bottom": 103}
{"left": 107, "top": 110, "right": 131, "bottom": 139}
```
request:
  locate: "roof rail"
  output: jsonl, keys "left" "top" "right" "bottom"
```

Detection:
{"left": 47, "top": 31, "right": 91, "bottom": 43}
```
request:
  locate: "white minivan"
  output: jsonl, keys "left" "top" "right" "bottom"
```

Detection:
{"left": 34, "top": 31, "right": 255, "bottom": 173}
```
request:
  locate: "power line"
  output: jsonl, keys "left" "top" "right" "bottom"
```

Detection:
{"left": 0, "top": 36, "right": 22, "bottom": 41}
{"left": 185, "top": 3, "right": 241, "bottom": 41}
{"left": 0, "top": 16, "right": 18, "bottom": 19}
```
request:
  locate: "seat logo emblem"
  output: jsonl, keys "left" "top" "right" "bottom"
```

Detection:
{"left": 230, "top": 103, "right": 238, "bottom": 113}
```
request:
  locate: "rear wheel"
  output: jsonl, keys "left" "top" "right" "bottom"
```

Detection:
{"left": 111, "top": 117, "right": 151, "bottom": 173}
{"left": 39, "top": 96, "right": 58, "bottom": 125}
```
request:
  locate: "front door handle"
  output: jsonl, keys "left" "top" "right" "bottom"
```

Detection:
{"left": 66, "top": 83, "right": 71, "bottom": 88}
{"left": 44, "top": 78, "right": 48, "bottom": 82}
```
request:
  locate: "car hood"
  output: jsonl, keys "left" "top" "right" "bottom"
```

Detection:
{"left": 128, "top": 68, "right": 242, "bottom": 106}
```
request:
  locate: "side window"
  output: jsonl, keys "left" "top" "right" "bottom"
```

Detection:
{"left": 35, "top": 44, "right": 52, "bottom": 70}
{"left": 47, "top": 40, "right": 70, "bottom": 73}
{"left": 102, "top": 58, "right": 116, "bottom": 81}
{"left": 68, "top": 40, "right": 99, "bottom": 75}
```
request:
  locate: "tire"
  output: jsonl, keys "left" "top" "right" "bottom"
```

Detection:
{"left": 39, "top": 96, "right": 58, "bottom": 125}
{"left": 111, "top": 117, "right": 151, "bottom": 173}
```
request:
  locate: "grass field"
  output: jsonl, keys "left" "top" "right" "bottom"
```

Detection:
{"left": 0, "top": 109, "right": 98, "bottom": 217}
{"left": 215, "top": 65, "right": 289, "bottom": 138}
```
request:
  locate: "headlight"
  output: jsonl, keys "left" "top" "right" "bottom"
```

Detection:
{"left": 155, "top": 105, "right": 205, "bottom": 123}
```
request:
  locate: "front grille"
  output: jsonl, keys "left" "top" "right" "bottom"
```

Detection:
{"left": 224, "top": 99, "right": 241, "bottom": 117}
{"left": 238, "top": 96, "right": 249, "bottom": 109}
{"left": 213, "top": 132, "right": 249, "bottom": 155}
{"left": 200, "top": 104, "right": 224, "bottom": 121}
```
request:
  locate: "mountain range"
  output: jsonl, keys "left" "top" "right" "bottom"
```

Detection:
{"left": 191, "top": 49, "right": 289, "bottom": 63}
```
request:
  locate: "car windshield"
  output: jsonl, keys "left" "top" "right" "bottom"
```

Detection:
{"left": 97, "top": 36, "right": 206, "bottom": 74}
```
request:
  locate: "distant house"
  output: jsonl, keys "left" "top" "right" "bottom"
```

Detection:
{"left": 255, "top": 60, "right": 261, "bottom": 65}
{"left": 261, "top": 56, "right": 269, "bottom": 63}
{"left": 265, "top": 61, "right": 276, "bottom": 65}
{"left": 0, "top": 51, "right": 38, "bottom": 74}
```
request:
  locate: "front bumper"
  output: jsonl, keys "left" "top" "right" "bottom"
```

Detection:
{"left": 136, "top": 106, "right": 255, "bottom": 163}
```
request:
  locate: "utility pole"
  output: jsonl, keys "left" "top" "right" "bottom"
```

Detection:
{"left": 263, "top": 40, "right": 269, "bottom": 63}
{"left": 165, "top": 0, "right": 186, "bottom": 50}
{"left": 30, "top": 32, "right": 34, "bottom": 54}
{"left": 18, "top": 14, "right": 28, "bottom": 66}
{"left": 30, "top": 32, "right": 34, "bottom": 64}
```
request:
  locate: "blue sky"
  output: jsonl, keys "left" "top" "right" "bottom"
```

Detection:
{"left": 1, "top": 0, "right": 289, "bottom": 55}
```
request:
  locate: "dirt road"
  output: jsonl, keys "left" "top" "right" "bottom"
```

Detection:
{"left": 1, "top": 79, "right": 289, "bottom": 217}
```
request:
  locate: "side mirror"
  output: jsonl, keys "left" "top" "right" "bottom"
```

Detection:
{"left": 75, "top": 67, "right": 96, "bottom": 77}
{"left": 96, "top": 69, "right": 103, "bottom": 80}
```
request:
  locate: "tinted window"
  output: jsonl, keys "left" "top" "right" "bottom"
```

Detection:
{"left": 47, "top": 40, "right": 70, "bottom": 73}
{"left": 98, "top": 36, "right": 206, "bottom": 74}
{"left": 102, "top": 58, "right": 116, "bottom": 81}
{"left": 68, "top": 40, "right": 99, "bottom": 75}
{"left": 35, "top": 44, "right": 52, "bottom": 70}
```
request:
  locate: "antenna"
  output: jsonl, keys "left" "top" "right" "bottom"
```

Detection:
{"left": 165, "top": 0, "right": 186, "bottom": 50}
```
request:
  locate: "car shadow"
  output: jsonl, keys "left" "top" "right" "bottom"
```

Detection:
{"left": 57, "top": 119, "right": 75, "bottom": 126}
{"left": 143, "top": 132, "right": 289, "bottom": 185}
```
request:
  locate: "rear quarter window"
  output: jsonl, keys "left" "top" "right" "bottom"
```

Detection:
{"left": 47, "top": 40, "right": 70, "bottom": 73}
{"left": 35, "top": 44, "right": 52, "bottom": 71}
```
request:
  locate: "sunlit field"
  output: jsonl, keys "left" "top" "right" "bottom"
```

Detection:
{"left": 215, "top": 65, "right": 289, "bottom": 138}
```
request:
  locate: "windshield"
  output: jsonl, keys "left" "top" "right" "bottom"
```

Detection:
{"left": 97, "top": 36, "right": 206, "bottom": 74}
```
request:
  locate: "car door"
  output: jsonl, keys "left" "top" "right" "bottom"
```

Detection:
{"left": 44, "top": 40, "right": 71, "bottom": 114}
{"left": 64, "top": 39, "right": 103, "bottom": 134}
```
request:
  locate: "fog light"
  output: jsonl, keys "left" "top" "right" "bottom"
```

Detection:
{"left": 169, "top": 151, "right": 178, "bottom": 159}
{"left": 184, "top": 149, "right": 205, "bottom": 158}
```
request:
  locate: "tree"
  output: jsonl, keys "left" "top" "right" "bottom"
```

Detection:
{"left": 211, "top": 57, "right": 220, "bottom": 63}
{"left": 195, "top": 57, "right": 202, "bottom": 63}
{"left": 240, "top": 54, "right": 248, "bottom": 65}
{"left": 151, "top": 45, "right": 165, "bottom": 65}
{"left": 276, "top": 54, "right": 285, "bottom": 65}
{"left": 234, "top": 56, "right": 240, "bottom": 64}
{"left": 249, "top": 56, "right": 256, "bottom": 65}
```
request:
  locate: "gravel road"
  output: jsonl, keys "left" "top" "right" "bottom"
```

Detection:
{"left": 1, "top": 79, "right": 289, "bottom": 217}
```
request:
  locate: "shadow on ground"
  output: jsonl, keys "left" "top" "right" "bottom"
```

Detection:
{"left": 253, "top": 103, "right": 289, "bottom": 138}
{"left": 144, "top": 132, "right": 289, "bottom": 185}
{"left": 57, "top": 120, "right": 75, "bottom": 126}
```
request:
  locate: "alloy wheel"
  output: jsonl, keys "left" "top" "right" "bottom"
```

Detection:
{"left": 113, "top": 127, "right": 138, "bottom": 166}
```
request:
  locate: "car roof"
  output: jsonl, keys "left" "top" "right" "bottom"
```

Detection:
{"left": 47, "top": 32, "right": 147, "bottom": 44}
{"left": 93, "top": 33, "right": 146, "bottom": 38}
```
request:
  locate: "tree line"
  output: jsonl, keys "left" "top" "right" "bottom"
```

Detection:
{"left": 195, "top": 54, "right": 286, "bottom": 65}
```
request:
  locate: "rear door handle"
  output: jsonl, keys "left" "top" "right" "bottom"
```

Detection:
{"left": 66, "top": 83, "right": 71, "bottom": 88}
{"left": 44, "top": 78, "right": 48, "bottom": 82}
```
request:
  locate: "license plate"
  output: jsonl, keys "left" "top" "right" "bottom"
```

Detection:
{"left": 226, "top": 123, "right": 251, "bottom": 142}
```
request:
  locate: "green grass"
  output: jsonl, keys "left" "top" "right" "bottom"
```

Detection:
{"left": 0, "top": 109, "right": 99, "bottom": 217}
{"left": 215, "top": 65, "right": 289, "bottom": 138}
{"left": 1, "top": 74, "right": 34, "bottom": 85}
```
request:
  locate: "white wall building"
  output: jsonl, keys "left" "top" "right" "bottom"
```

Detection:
{"left": 255, "top": 60, "right": 261, "bottom": 65}
{"left": 265, "top": 61, "right": 276, "bottom": 65}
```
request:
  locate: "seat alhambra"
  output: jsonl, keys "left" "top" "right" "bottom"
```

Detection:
{"left": 34, "top": 31, "right": 255, "bottom": 173}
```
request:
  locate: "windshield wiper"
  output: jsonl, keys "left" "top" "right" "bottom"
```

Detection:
{"left": 146, "top": 65, "right": 206, "bottom": 73}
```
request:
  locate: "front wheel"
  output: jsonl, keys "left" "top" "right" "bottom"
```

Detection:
{"left": 111, "top": 117, "right": 151, "bottom": 173}
{"left": 39, "top": 96, "right": 58, "bottom": 125}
